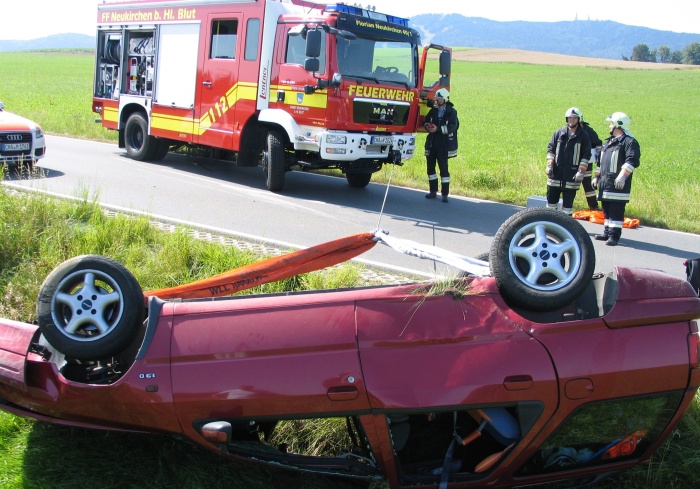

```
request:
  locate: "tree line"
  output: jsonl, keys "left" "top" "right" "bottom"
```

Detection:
{"left": 625, "top": 42, "right": 700, "bottom": 64}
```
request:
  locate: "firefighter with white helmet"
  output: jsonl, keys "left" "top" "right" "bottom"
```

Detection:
{"left": 591, "top": 112, "right": 640, "bottom": 246}
{"left": 424, "top": 88, "right": 459, "bottom": 202}
{"left": 545, "top": 107, "right": 592, "bottom": 215}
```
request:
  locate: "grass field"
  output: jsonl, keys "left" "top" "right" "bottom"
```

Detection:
{"left": 0, "top": 50, "right": 698, "bottom": 233}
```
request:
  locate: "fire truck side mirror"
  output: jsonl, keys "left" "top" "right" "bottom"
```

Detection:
{"left": 439, "top": 50, "right": 451, "bottom": 76}
{"left": 305, "top": 29, "right": 322, "bottom": 58}
{"left": 304, "top": 58, "right": 320, "bottom": 73}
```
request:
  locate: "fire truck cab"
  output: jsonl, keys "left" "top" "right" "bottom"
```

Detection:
{"left": 93, "top": 0, "right": 451, "bottom": 192}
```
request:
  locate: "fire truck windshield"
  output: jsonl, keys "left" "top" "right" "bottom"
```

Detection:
{"left": 336, "top": 37, "right": 415, "bottom": 88}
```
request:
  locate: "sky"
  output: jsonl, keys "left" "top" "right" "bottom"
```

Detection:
{"left": 2, "top": 0, "right": 699, "bottom": 41}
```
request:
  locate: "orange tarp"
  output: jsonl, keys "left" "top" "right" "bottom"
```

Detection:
{"left": 572, "top": 210, "right": 640, "bottom": 229}
{"left": 144, "top": 232, "right": 377, "bottom": 300}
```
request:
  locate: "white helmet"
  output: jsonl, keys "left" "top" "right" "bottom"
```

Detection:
{"left": 565, "top": 107, "right": 583, "bottom": 120}
{"left": 606, "top": 112, "right": 631, "bottom": 132}
{"left": 435, "top": 88, "right": 450, "bottom": 99}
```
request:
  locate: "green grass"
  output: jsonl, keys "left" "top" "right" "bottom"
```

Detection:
{"left": 1, "top": 50, "right": 698, "bottom": 232}
{"left": 0, "top": 50, "right": 116, "bottom": 143}
{"left": 384, "top": 60, "right": 700, "bottom": 233}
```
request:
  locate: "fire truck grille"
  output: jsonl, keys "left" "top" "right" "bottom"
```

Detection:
{"left": 353, "top": 100, "right": 409, "bottom": 126}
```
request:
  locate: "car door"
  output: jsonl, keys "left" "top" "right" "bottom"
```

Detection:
{"left": 357, "top": 293, "right": 558, "bottom": 410}
{"left": 356, "top": 291, "right": 559, "bottom": 483}
{"left": 169, "top": 295, "right": 371, "bottom": 425}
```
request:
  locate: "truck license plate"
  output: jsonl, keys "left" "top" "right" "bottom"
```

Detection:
{"left": 370, "top": 136, "right": 393, "bottom": 145}
{"left": 2, "top": 143, "right": 30, "bottom": 151}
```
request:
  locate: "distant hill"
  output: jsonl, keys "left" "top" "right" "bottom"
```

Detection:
{"left": 410, "top": 15, "right": 700, "bottom": 60}
{"left": 0, "top": 34, "right": 95, "bottom": 53}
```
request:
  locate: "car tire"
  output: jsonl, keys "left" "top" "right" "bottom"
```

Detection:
{"left": 474, "top": 252, "right": 490, "bottom": 262}
{"left": 346, "top": 173, "right": 372, "bottom": 188}
{"left": 264, "top": 130, "right": 285, "bottom": 192}
{"left": 36, "top": 255, "right": 145, "bottom": 360}
{"left": 489, "top": 208, "right": 595, "bottom": 311}
{"left": 125, "top": 113, "right": 157, "bottom": 161}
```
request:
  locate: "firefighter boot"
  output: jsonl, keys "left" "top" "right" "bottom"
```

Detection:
{"left": 606, "top": 228, "right": 621, "bottom": 247}
{"left": 441, "top": 182, "right": 449, "bottom": 203}
{"left": 426, "top": 179, "right": 438, "bottom": 199}
{"left": 595, "top": 226, "right": 609, "bottom": 241}
{"left": 586, "top": 195, "right": 599, "bottom": 210}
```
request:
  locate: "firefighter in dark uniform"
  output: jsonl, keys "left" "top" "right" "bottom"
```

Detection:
{"left": 580, "top": 114, "right": 603, "bottom": 210}
{"left": 546, "top": 107, "right": 592, "bottom": 215}
{"left": 592, "top": 112, "right": 640, "bottom": 246}
{"left": 424, "top": 88, "right": 459, "bottom": 203}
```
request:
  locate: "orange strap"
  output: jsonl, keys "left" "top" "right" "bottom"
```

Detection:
{"left": 601, "top": 430, "right": 646, "bottom": 460}
{"left": 572, "top": 210, "right": 640, "bottom": 229}
{"left": 144, "top": 232, "right": 377, "bottom": 299}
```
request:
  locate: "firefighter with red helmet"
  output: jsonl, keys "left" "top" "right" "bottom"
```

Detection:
{"left": 545, "top": 107, "right": 592, "bottom": 215}
{"left": 424, "top": 88, "right": 459, "bottom": 203}
{"left": 592, "top": 112, "right": 641, "bottom": 246}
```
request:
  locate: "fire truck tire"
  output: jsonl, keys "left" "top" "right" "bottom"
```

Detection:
{"left": 346, "top": 173, "right": 372, "bottom": 188}
{"left": 125, "top": 113, "right": 157, "bottom": 161}
{"left": 264, "top": 130, "right": 285, "bottom": 192}
{"left": 150, "top": 139, "right": 170, "bottom": 162}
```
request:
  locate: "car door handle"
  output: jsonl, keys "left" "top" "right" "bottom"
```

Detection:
{"left": 327, "top": 386, "right": 359, "bottom": 401}
{"left": 202, "top": 81, "right": 212, "bottom": 87}
{"left": 503, "top": 375, "right": 534, "bottom": 391}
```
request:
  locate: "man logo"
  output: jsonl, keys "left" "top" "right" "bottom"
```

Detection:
{"left": 372, "top": 105, "right": 394, "bottom": 121}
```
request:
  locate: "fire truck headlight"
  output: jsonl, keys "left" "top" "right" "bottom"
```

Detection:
{"left": 325, "top": 148, "right": 347, "bottom": 155}
{"left": 326, "top": 134, "right": 347, "bottom": 145}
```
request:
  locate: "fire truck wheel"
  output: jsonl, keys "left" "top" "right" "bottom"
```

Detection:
{"left": 36, "top": 255, "right": 146, "bottom": 360}
{"left": 489, "top": 208, "right": 595, "bottom": 311}
{"left": 346, "top": 173, "right": 372, "bottom": 188}
{"left": 150, "top": 138, "right": 170, "bottom": 162}
{"left": 264, "top": 130, "right": 286, "bottom": 192}
{"left": 125, "top": 113, "right": 157, "bottom": 161}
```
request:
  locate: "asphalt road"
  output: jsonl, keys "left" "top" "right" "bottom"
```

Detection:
{"left": 3, "top": 135, "right": 699, "bottom": 281}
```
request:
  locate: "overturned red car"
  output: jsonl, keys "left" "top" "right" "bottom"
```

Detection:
{"left": 1, "top": 208, "right": 699, "bottom": 488}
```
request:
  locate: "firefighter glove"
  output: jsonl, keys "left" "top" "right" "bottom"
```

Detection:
{"left": 574, "top": 170, "right": 585, "bottom": 183}
{"left": 592, "top": 175, "right": 599, "bottom": 190}
{"left": 546, "top": 161, "right": 554, "bottom": 177}
{"left": 614, "top": 171, "right": 629, "bottom": 189}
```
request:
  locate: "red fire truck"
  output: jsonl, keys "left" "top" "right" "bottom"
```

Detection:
{"left": 92, "top": 0, "right": 451, "bottom": 191}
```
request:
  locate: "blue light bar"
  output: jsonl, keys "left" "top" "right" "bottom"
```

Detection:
{"left": 325, "top": 4, "right": 410, "bottom": 27}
